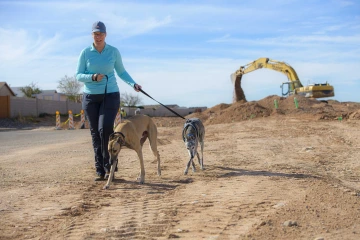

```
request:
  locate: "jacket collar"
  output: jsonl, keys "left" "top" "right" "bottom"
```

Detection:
{"left": 90, "top": 43, "right": 108, "bottom": 52}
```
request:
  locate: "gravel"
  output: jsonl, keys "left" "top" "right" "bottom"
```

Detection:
{"left": 0, "top": 118, "right": 55, "bottom": 130}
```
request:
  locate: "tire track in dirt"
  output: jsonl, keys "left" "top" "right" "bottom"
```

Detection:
{"left": 57, "top": 171, "right": 310, "bottom": 240}
{"left": 61, "top": 179, "right": 183, "bottom": 239}
{"left": 160, "top": 174, "right": 310, "bottom": 239}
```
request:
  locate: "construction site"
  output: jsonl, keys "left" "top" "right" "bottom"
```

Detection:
{"left": 1, "top": 61, "right": 359, "bottom": 239}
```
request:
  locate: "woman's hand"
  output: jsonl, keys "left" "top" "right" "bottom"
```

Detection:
{"left": 92, "top": 74, "right": 105, "bottom": 82}
{"left": 134, "top": 84, "right": 142, "bottom": 92}
{"left": 96, "top": 74, "right": 105, "bottom": 82}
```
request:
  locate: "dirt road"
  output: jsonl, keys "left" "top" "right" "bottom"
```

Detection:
{"left": 0, "top": 115, "right": 359, "bottom": 240}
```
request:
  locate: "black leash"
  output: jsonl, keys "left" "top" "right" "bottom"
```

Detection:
{"left": 139, "top": 88, "right": 186, "bottom": 120}
{"left": 101, "top": 75, "right": 109, "bottom": 171}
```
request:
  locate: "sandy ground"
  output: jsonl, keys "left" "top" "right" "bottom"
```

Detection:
{"left": 0, "top": 96, "right": 359, "bottom": 240}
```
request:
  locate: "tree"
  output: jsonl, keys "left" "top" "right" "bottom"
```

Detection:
{"left": 121, "top": 92, "right": 143, "bottom": 107}
{"left": 57, "top": 75, "right": 83, "bottom": 102}
{"left": 20, "top": 82, "right": 42, "bottom": 98}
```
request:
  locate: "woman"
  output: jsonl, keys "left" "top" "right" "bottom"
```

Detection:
{"left": 76, "top": 21, "right": 142, "bottom": 181}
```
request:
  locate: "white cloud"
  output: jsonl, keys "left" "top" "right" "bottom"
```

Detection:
{"left": 106, "top": 15, "right": 173, "bottom": 39}
{"left": 338, "top": 0, "right": 355, "bottom": 7}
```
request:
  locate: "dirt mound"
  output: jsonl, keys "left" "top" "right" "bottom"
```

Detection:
{"left": 152, "top": 117, "right": 185, "bottom": 128}
{"left": 198, "top": 101, "right": 271, "bottom": 125}
{"left": 186, "top": 95, "right": 360, "bottom": 125}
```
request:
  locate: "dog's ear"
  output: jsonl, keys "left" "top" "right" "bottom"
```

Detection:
{"left": 111, "top": 132, "right": 126, "bottom": 146}
{"left": 109, "top": 132, "right": 116, "bottom": 141}
{"left": 117, "top": 135, "right": 125, "bottom": 146}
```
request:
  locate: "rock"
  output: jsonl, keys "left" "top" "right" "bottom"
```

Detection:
{"left": 168, "top": 233, "right": 180, "bottom": 238}
{"left": 283, "top": 220, "right": 298, "bottom": 227}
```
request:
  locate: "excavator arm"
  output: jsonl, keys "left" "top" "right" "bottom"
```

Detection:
{"left": 231, "top": 57, "right": 334, "bottom": 102}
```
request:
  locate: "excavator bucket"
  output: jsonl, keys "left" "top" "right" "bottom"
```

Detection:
{"left": 230, "top": 73, "right": 247, "bottom": 103}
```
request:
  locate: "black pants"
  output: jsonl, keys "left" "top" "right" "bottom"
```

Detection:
{"left": 82, "top": 92, "right": 120, "bottom": 175}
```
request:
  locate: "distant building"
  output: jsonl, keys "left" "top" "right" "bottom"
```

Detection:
{"left": 11, "top": 86, "right": 70, "bottom": 101}
{"left": 10, "top": 87, "right": 25, "bottom": 97}
{"left": 143, "top": 104, "right": 180, "bottom": 109}
{"left": 0, "top": 82, "right": 16, "bottom": 96}
{"left": 143, "top": 104, "right": 207, "bottom": 111}
{"left": 33, "top": 90, "right": 68, "bottom": 101}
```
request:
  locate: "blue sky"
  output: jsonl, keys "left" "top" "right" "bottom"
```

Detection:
{"left": 1, "top": 0, "right": 359, "bottom": 107}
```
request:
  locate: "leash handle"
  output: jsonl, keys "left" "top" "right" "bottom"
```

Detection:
{"left": 139, "top": 89, "right": 186, "bottom": 120}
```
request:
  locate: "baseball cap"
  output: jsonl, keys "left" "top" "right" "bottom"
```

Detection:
{"left": 92, "top": 21, "right": 106, "bottom": 33}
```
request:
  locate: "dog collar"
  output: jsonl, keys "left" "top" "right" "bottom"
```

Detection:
{"left": 114, "top": 132, "right": 125, "bottom": 139}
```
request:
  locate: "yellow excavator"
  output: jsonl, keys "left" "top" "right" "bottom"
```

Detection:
{"left": 231, "top": 57, "right": 335, "bottom": 102}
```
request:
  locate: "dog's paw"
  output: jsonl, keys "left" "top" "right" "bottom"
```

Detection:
{"left": 103, "top": 185, "right": 110, "bottom": 190}
{"left": 137, "top": 177, "right": 145, "bottom": 184}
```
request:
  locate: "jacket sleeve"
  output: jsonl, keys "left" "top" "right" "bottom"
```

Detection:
{"left": 114, "top": 49, "right": 137, "bottom": 88}
{"left": 76, "top": 49, "right": 93, "bottom": 82}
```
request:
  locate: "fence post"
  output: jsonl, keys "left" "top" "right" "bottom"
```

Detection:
{"left": 55, "top": 111, "right": 61, "bottom": 130}
{"left": 68, "top": 110, "right": 75, "bottom": 130}
{"left": 80, "top": 110, "right": 86, "bottom": 129}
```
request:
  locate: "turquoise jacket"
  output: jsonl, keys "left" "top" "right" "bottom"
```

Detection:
{"left": 76, "top": 43, "right": 136, "bottom": 94}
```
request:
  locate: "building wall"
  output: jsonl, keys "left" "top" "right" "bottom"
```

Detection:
{"left": 9, "top": 97, "right": 83, "bottom": 118}
{"left": 0, "top": 87, "right": 13, "bottom": 96}
{"left": 35, "top": 92, "right": 67, "bottom": 101}
{"left": 10, "top": 97, "right": 38, "bottom": 117}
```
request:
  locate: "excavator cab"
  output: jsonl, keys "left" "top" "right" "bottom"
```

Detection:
{"left": 281, "top": 82, "right": 292, "bottom": 96}
{"left": 281, "top": 80, "right": 302, "bottom": 97}
{"left": 281, "top": 81, "right": 334, "bottom": 98}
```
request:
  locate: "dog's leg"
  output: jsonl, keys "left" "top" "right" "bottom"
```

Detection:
{"left": 196, "top": 152, "right": 201, "bottom": 166}
{"left": 184, "top": 156, "right": 193, "bottom": 175}
{"left": 153, "top": 149, "right": 161, "bottom": 176}
{"left": 103, "top": 159, "right": 117, "bottom": 190}
{"left": 184, "top": 149, "right": 196, "bottom": 175}
{"left": 149, "top": 132, "right": 161, "bottom": 176}
{"left": 191, "top": 148, "right": 197, "bottom": 172}
{"left": 191, "top": 156, "right": 196, "bottom": 172}
{"left": 200, "top": 141, "right": 205, "bottom": 170}
{"left": 136, "top": 149, "right": 146, "bottom": 184}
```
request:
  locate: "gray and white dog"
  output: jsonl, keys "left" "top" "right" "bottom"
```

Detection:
{"left": 182, "top": 118, "right": 205, "bottom": 175}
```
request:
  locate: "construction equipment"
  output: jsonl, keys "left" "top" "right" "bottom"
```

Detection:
{"left": 230, "top": 57, "right": 335, "bottom": 102}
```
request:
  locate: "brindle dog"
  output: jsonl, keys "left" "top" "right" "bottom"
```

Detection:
{"left": 182, "top": 118, "right": 205, "bottom": 175}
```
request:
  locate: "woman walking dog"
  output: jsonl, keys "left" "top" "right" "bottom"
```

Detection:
{"left": 76, "top": 21, "right": 142, "bottom": 181}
